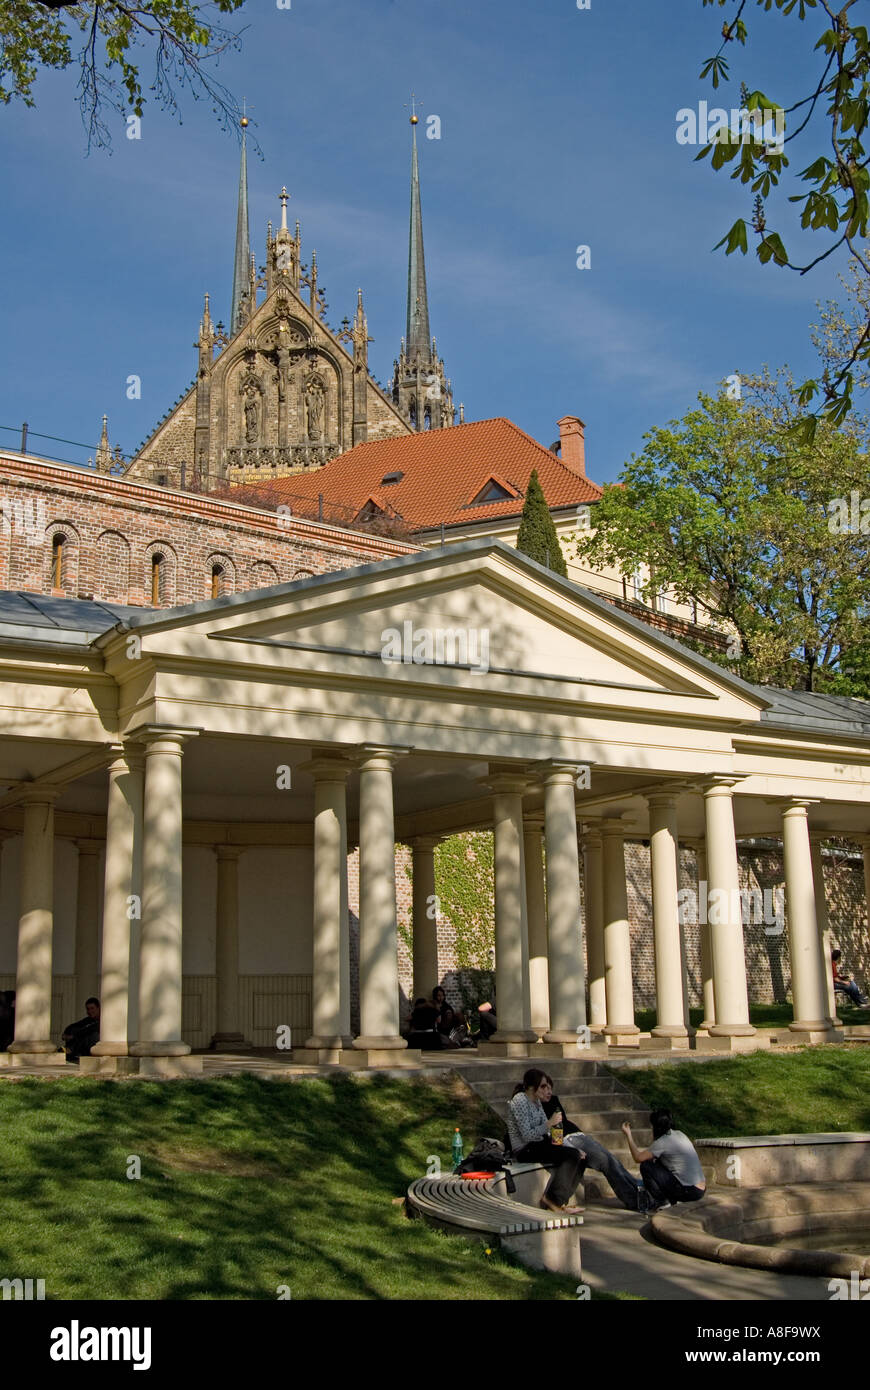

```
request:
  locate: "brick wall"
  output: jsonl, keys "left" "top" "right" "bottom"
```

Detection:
{"left": 347, "top": 834, "right": 869, "bottom": 1024}
{"left": 0, "top": 454, "right": 418, "bottom": 607}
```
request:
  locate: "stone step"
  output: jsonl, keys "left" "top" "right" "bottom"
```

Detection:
{"left": 453, "top": 1060, "right": 610, "bottom": 1083}
{"left": 469, "top": 1077, "right": 625, "bottom": 1101}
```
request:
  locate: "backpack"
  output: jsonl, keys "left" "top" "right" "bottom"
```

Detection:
{"left": 455, "top": 1137, "right": 506, "bottom": 1174}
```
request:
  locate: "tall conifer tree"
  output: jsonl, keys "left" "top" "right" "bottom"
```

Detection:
{"left": 516, "top": 469, "right": 567, "bottom": 577}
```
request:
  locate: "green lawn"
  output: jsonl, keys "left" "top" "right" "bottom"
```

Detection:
{"left": 633, "top": 1001, "right": 870, "bottom": 1032}
{"left": 619, "top": 1046, "right": 870, "bottom": 1138}
{"left": 0, "top": 1072, "right": 620, "bottom": 1301}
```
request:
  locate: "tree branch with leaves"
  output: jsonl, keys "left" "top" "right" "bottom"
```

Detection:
{"left": 1, "top": 0, "right": 248, "bottom": 150}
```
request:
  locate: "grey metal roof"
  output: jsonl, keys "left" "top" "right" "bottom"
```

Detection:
{"left": 0, "top": 592, "right": 139, "bottom": 645}
{"left": 754, "top": 687, "right": 870, "bottom": 738}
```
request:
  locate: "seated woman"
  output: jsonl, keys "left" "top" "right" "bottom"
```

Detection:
{"left": 506, "top": 1067, "right": 585, "bottom": 1215}
{"left": 437, "top": 1005, "right": 460, "bottom": 1048}
{"left": 407, "top": 998, "right": 442, "bottom": 1051}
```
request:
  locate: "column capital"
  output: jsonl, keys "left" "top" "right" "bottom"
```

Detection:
{"left": 214, "top": 844, "right": 243, "bottom": 862}
{"left": 522, "top": 812, "right": 546, "bottom": 833}
{"left": 137, "top": 725, "right": 201, "bottom": 751}
{"left": 698, "top": 775, "right": 744, "bottom": 797}
{"left": 299, "top": 753, "right": 354, "bottom": 782}
{"left": 355, "top": 744, "right": 411, "bottom": 772}
{"left": 17, "top": 785, "right": 59, "bottom": 808}
{"left": 645, "top": 782, "right": 692, "bottom": 809}
{"left": 482, "top": 765, "right": 533, "bottom": 795}
{"left": 779, "top": 798, "right": 820, "bottom": 818}
{"left": 533, "top": 759, "right": 593, "bottom": 786}
{"left": 408, "top": 834, "right": 442, "bottom": 852}
{"left": 108, "top": 746, "right": 145, "bottom": 775}
{"left": 74, "top": 838, "right": 103, "bottom": 855}
{"left": 580, "top": 825, "right": 603, "bottom": 849}
{"left": 600, "top": 817, "right": 628, "bottom": 840}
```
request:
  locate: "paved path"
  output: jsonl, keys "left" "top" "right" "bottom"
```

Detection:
{"left": 580, "top": 1203, "right": 832, "bottom": 1301}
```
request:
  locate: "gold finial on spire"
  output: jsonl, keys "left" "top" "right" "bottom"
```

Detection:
{"left": 240, "top": 96, "right": 250, "bottom": 129}
{"left": 407, "top": 92, "right": 420, "bottom": 125}
{"left": 279, "top": 186, "right": 289, "bottom": 231}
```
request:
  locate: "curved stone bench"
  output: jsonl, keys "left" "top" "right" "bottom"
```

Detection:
{"left": 407, "top": 1174, "right": 583, "bottom": 1277}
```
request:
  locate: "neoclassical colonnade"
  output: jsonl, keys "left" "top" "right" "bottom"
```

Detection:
{"left": 4, "top": 731, "right": 863, "bottom": 1070}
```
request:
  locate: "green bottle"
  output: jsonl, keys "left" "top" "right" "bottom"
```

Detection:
{"left": 452, "top": 1128, "right": 464, "bottom": 1168}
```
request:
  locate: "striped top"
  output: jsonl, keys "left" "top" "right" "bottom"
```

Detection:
{"left": 507, "top": 1092, "right": 550, "bottom": 1152}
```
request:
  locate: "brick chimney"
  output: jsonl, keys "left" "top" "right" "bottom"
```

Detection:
{"left": 556, "top": 416, "right": 586, "bottom": 477}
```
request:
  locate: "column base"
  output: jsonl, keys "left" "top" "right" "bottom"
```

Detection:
{"left": 8, "top": 1040, "right": 58, "bottom": 1054}
{"left": 211, "top": 1033, "right": 253, "bottom": 1052}
{"left": 787, "top": 1022, "right": 839, "bottom": 1044}
{"left": 695, "top": 1033, "right": 771, "bottom": 1053}
{"left": 708, "top": 1024, "right": 756, "bottom": 1038}
{"left": 130, "top": 1041, "right": 192, "bottom": 1057}
{"left": 339, "top": 1047, "right": 422, "bottom": 1069}
{"left": 477, "top": 1037, "right": 540, "bottom": 1058}
{"left": 91, "top": 1042, "right": 134, "bottom": 1056}
{"left": 137, "top": 1055, "right": 204, "bottom": 1076}
{"left": 530, "top": 1039, "right": 609, "bottom": 1059}
{"left": 602, "top": 1024, "right": 640, "bottom": 1042}
{"left": 351, "top": 1035, "right": 408, "bottom": 1051}
{"left": 4, "top": 1050, "right": 66, "bottom": 1067}
{"left": 645, "top": 1033, "right": 692, "bottom": 1051}
{"left": 79, "top": 1055, "right": 141, "bottom": 1075}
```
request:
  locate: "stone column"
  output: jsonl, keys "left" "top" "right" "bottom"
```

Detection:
{"left": 9, "top": 791, "right": 58, "bottom": 1060}
{"left": 353, "top": 749, "right": 407, "bottom": 1053}
{"left": 212, "top": 846, "right": 251, "bottom": 1051}
{"left": 74, "top": 839, "right": 102, "bottom": 1005}
{"left": 306, "top": 756, "right": 353, "bottom": 1054}
{"left": 488, "top": 773, "right": 536, "bottom": 1045}
{"left": 582, "top": 827, "right": 606, "bottom": 1029}
{"left": 131, "top": 729, "right": 195, "bottom": 1061}
{"left": 783, "top": 802, "right": 833, "bottom": 1039}
{"left": 811, "top": 835, "right": 840, "bottom": 1027}
{"left": 702, "top": 779, "right": 754, "bottom": 1040}
{"left": 92, "top": 750, "right": 143, "bottom": 1060}
{"left": 647, "top": 793, "right": 690, "bottom": 1046}
{"left": 523, "top": 816, "right": 549, "bottom": 1036}
{"left": 693, "top": 840, "right": 716, "bottom": 1031}
{"left": 541, "top": 764, "right": 586, "bottom": 1043}
{"left": 411, "top": 836, "right": 441, "bottom": 1003}
{"left": 601, "top": 822, "right": 638, "bottom": 1039}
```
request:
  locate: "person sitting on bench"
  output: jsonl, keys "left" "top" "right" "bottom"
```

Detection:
{"left": 507, "top": 1067, "right": 585, "bottom": 1215}
{"left": 61, "top": 998, "right": 101, "bottom": 1063}
{"left": 831, "top": 949, "right": 870, "bottom": 1007}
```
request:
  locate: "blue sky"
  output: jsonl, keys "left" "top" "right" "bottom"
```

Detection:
{"left": 0, "top": 0, "right": 850, "bottom": 486}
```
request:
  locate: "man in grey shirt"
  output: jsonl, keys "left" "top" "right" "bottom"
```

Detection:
{"left": 622, "top": 1109, "right": 706, "bottom": 1209}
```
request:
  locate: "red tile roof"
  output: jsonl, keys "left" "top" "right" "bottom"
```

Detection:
{"left": 243, "top": 417, "right": 602, "bottom": 532}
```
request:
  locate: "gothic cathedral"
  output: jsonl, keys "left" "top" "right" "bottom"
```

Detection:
{"left": 123, "top": 112, "right": 455, "bottom": 493}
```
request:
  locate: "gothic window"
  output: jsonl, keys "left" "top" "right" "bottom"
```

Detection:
{"left": 424, "top": 404, "right": 432, "bottom": 430}
{"left": 51, "top": 534, "right": 65, "bottom": 589}
{"left": 206, "top": 554, "right": 235, "bottom": 599}
{"left": 150, "top": 553, "right": 164, "bottom": 606}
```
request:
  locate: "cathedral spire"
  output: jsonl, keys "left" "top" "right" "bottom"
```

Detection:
{"left": 406, "top": 97, "right": 431, "bottom": 362}
{"left": 231, "top": 115, "right": 251, "bottom": 334}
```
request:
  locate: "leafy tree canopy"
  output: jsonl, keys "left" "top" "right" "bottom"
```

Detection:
{"left": 697, "top": 0, "right": 869, "bottom": 438}
{"left": 1, "top": 0, "right": 247, "bottom": 150}
{"left": 575, "top": 372, "right": 870, "bottom": 694}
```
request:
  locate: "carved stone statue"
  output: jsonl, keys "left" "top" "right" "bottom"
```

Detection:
{"left": 306, "top": 380, "right": 324, "bottom": 442}
{"left": 244, "top": 389, "right": 260, "bottom": 444}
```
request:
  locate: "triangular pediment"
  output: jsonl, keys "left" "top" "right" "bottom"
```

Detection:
{"left": 122, "top": 542, "right": 769, "bottom": 721}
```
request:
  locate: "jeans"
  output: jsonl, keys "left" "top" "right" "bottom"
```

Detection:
{"left": 515, "top": 1139, "right": 585, "bottom": 1206}
{"left": 565, "top": 1134, "right": 645, "bottom": 1211}
{"left": 640, "top": 1157, "right": 705, "bottom": 1207}
{"left": 835, "top": 980, "right": 868, "bottom": 1006}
